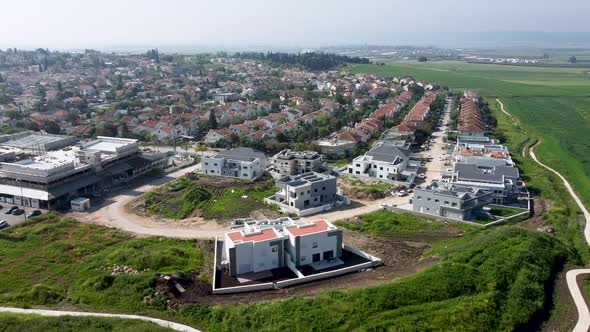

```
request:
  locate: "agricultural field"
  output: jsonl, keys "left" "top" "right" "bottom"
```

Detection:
{"left": 348, "top": 61, "right": 590, "bottom": 210}
{"left": 135, "top": 175, "right": 279, "bottom": 220}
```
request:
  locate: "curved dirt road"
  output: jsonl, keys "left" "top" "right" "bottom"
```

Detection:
{"left": 0, "top": 307, "right": 201, "bottom": 332}
{"left": 530, "top": 141, "right": 590, "bottom": 332}
{"left": 496, "top": 98, "right": 512, "bottom": 117}
{"left": 71, "top": 164, "right": 229, "bottom": 239}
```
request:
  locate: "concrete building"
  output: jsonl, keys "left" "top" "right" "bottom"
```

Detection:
{"left": 202, "top": 147, "right": 267, "bottom": 180}
{"left": 347, "top": 145, "right": 416, "bottom": 182}
{"left": 412, "top": 181, "right": 492, "bottom": 221}
{"left": 452, "top": 163, "right": 520, "bottom": 204}
{"left": 0, "top": 131, "right": 77, "bottom": 154}
{"left": 224, "top": 223, "right": 286, "bottom": 276}
{"left": 270, "top": 149, "right": 324, "bottom": 178}
{"left": 267, "top": 172, "right": 341, "bottom": 216}
{"left": 214, "top": 92, "right": 240, "bottom": 104}
{"left": 223, "top": 218, "right": 342, "bottom": 276}
{"left": 284, "top": 219, "right": 342, "bottom": 267}
{"left": 0, "top": 135, "right": 167, "bottom": 209}
{"left": 317, "top": 138, "right": 356, "bottom": 157}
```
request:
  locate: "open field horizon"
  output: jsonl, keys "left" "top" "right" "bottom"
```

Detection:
{"left": 349, "top": 61, "right": 590, "bottom": 208}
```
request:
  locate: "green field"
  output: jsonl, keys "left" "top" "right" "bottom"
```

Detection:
{"left": 349, "top": 61, "right": 590, "bottom": 210}
{"left": 0, "top": 213, "right": 204, "bottom": 313}
{"left": 180, "top": 227, "right": 567, "bottom": 332}
{"left": 336, "top": 210, "right": 444, "bottom": 235}
{"left": 144, "top": 176, "right": 278, "bottom": 220}
{"left": 0, "top": 313, "right": 174, "bottom": 332}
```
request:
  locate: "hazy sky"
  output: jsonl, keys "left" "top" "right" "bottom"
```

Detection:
{"left": 1, "top": 0, "right": 589, "bottom": 49}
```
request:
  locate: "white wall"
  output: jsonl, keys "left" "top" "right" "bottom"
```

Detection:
{"left": 293, "top": 231, "right": 338, "bottom": 266}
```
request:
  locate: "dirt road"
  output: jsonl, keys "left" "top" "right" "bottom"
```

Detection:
{"left": 530, "top": 141, "right": 590, "bottom": 332}
{"left": 72, "top": 164, "right": 229, "bottom": 239}
{"left": 0, "top": 307, "right": 201, "bottom": 332}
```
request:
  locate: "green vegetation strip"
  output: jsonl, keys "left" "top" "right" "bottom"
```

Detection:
{"left": 0, "top": 213, "right": 202, "bottom": 312}
{"left": 0, "top": 313, "right": 174, "bottom": 332}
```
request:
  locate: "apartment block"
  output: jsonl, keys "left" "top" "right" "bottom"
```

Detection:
{"left": 413, "top": 181, "right": 492, "bottom": 221}
{"left": 270, "top": 149, "right": 323, "bottom": 178}
{"left": 202, "top": 147, "right": 267, "bottom": 180}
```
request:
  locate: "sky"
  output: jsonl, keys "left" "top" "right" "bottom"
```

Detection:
{"left": 1, "top": 0, "right": 589, "bottom": 50}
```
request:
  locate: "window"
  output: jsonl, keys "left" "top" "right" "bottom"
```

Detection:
{"left": 243, "top": 166, "right": 248, "bottom": 169}
{"left": 434, "top": 199, "right": 439, "bottom": 202}
{"left": 214, "top": 163, "right": 218, "bottom": 166}
{"left": 314, "top": 188, "right": 318, "bottom": 192}
{"left": 243, "top": 173, "right": 247, "bottom": 177}
{"left": 204, "top": 162, "right": 208, "bottom": 165}
{"left": 312, "top": 241, "right": 318, "bottom": 248}
{"left": 356, "top": 164, "right": 361, "bottom": 167}
{"left": 322, "top": 187, "right": 326, "bottom": 191}
{"left": 272, "top": 246, "right": 278, "bottom": 253}
{"left": 373, "top": 165, "right": 377, "bottom": 168}
{"left": 444, "top": 201, "right": 449, "bottom": 205}
{"left": 427, "top": 198, "right": 431, "bottom": 201}
{"left": 380, "top": 167, "right": 383, "bottom": 170}
{"left": 417, "top": 196, "right": 422, "bottom": 200}
{"left": 451, "top": 202, "right": 457, "bottom": 207}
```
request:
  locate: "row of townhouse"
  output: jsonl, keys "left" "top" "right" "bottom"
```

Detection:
{"left": 413, "top": 91, "right": 526, "bottom": 221}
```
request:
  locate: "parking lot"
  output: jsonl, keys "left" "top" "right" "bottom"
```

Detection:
{"left": 0, "top": 205, "right": 44, "bottom": 230}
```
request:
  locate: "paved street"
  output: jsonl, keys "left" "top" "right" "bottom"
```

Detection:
{"left": 418, "top": 97, "right": 454, "bottom": 184}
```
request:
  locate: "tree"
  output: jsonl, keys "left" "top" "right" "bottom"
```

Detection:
{"left": 57, "top": 81, "right": 63, "bottom": 92}
{"left": 195, "top": 143, "right": 207, "bottom": 158}
{"left": 569, "top": 56, "right": 577, "bottom": 64}
{"left": 417, "top": 56, "right": 428, "bottom": 62}
{"left": 44, "top": 121, "right": 61, "bottom": 134}
{"left": 208, "top": 109, "right": 218, "bottom": 129}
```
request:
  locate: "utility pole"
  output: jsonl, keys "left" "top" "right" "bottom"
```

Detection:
{"left": 16, "top": 179, "right": 27, "bottom": 222}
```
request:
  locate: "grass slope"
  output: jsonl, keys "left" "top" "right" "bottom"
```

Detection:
{"left": 0, "top": 313, "right": 174, "bottom": 332}
{"left": 0, "top": 213, "right": 203, "bottom": 313}
{"left": 180, "top": 227, "right": 567, "bottom": 332}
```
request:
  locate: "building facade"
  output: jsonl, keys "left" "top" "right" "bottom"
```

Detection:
{"left": 412, "top": 181, "right": 492, "bottom": 221}
{"left": 270, "top": 149, "right": 323, "bottom": 178}
{"left": 347, "top": 145, "right": 412, "bottom": 181}
{"left": 223, "top": 218, "right": 342, "bottom": 276}
{"left": 270, "top": 172, "right": 338, "bottom": 215}
{"left": 202, "top": 147, "right": 267, "bottom": 180}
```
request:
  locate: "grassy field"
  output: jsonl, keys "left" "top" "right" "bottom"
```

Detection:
{"left": 180, "top": 227, "right": 568, "bottom": 332}
{"left": 0, "top": 213, "right": 204, "bottom": 313}
{"left": 348, "top": 61, "right": 590, "bottom": 210}
{"left": 143, "top": 176, "right": 278, "bottom": 220}
{"left": 336, "top": 210, "right": 443, "bottom": 235}
{"left": 0, "top": 313, "right": 174, "bottom": 332}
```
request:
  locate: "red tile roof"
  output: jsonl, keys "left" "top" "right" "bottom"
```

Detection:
{"left": 285, "top": 220, "right": 332, "bottom": 237}
{"left": 227, "top": 228, "right": 281, "bottom": 243}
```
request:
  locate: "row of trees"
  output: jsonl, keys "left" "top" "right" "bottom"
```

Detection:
{"left": 234, "top": 52, "right": 369, "bottom": 71}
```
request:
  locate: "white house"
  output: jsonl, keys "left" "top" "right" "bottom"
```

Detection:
{"left": 347, "top": 145, "right": 411, "bottom": 181}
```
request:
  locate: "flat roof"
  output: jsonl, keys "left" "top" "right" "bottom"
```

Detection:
{"left": 83, "top": 137, "right": 136, "bottom": 153}
{"left": 0, "top": 133, "right": 73, "bottom": 149}
{"left": 227, "top": 228, "right": 281, "bottom": 243}
{"left": 285, "top": 219, "right": 335, "bottom": 237}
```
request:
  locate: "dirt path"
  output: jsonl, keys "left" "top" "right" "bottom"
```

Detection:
{"left": 530, "top": 140, "right": 590, "bottom": 332}
{"left": 0, "top": 307, "right": 201, "bottom": 332}
{"left": 72, "top": 164, "right": 230, "bottom": 239}
{"left": 496, "top": 98, "right": 512, "bottom": 117}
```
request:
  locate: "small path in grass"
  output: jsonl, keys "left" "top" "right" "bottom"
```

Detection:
{"left": 496, "top": 98, "right": 512, "bottom": 118}
{"left": 0, "top": 307, "right": 201, "bottom": 332}
{"left": 530, "top": 140, "right": 590, "bottom": 332}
